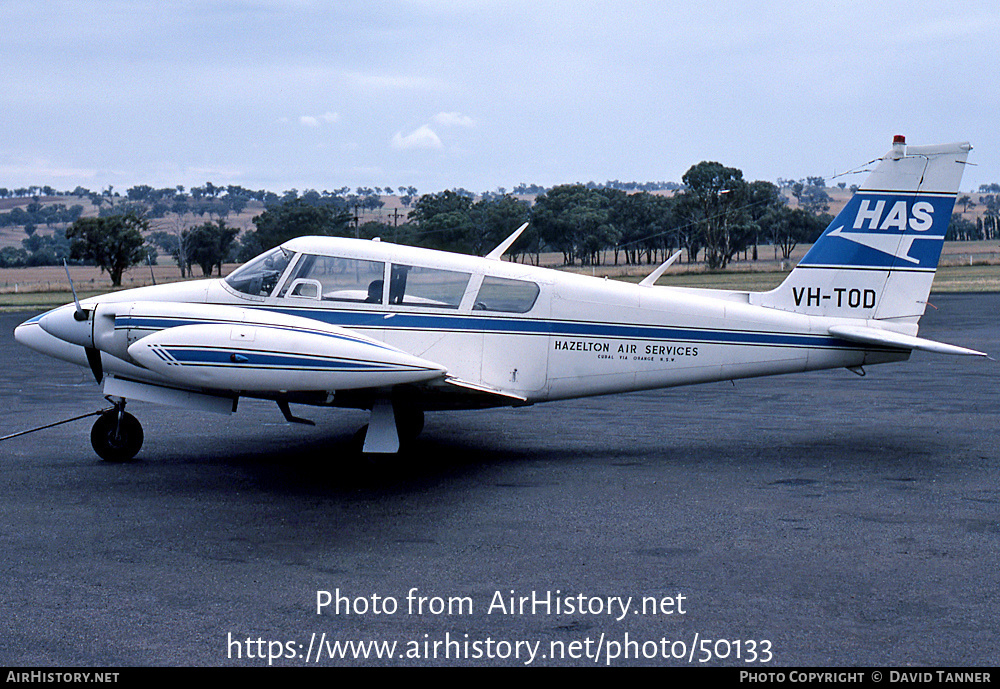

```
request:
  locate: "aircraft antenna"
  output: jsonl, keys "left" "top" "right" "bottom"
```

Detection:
{"left": 639, "top": 250, "right": 683, "bottom": 287}
{"left": 485, "top": 222, "right": 529, "bottom": 260}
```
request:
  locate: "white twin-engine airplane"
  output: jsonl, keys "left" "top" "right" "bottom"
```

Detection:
{"left": 13, "top": 137, "right": 986, "bottom": 460}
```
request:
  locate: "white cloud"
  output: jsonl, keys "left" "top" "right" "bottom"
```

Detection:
{"left": 433, "top": 111, "right": 475, "bottom": 128}
{"left": 392, "top": 125, "right": 443, "bottom": 150}
{"left": 299, "top": 111, "right": 340, "bottom": 127}
{"left": 389, "top": 113, "right": 473, "bottom": 153}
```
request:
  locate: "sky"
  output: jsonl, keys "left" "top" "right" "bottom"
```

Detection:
{"left": 3, "top": 0, "right": 998, "bottom": 196}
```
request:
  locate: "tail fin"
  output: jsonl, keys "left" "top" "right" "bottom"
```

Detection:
{"left": 751, "top": 137, "right": 971, "bottom": 327}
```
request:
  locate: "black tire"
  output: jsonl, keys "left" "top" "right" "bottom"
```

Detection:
{"left": 91, "top": 411, "right": 143, "bottom": 462}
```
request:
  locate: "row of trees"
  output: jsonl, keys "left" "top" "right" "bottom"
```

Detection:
{"left": 0, "top": 201, "right": 84, "bottom": 234}
{"left": 2, "top": 183, "right": 421, "bottom": 213}
{"left": 0, "top": 230, "right": 73, "bottom": 268}
{"left": 8, "top": 162, "right": 1000, "bottom": 285}
{"left": 0, "top": 163, "right": 832, "bottom": 280}
{"left": 402, "top": 162, "right": 827, "bottom": 270}
{"left": 949, "top": 194, "right": 1000, "bottom": 241}
{"left": 0, "top": 183, "right": 416, "bottom": 202}
{"left": 0, "top": 215, "right": 242, "bottom": 281}
{"left": 0, "top": 186, "right": 64, "bottom": 198}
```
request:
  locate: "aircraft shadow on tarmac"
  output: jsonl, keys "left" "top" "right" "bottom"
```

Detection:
{"left": 113, "top": 406, "right": 951, "bottom": 498}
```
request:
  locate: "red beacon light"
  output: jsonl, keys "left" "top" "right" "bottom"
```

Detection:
{"left": 891, "top": 134, "right": 907, "bottom": 159}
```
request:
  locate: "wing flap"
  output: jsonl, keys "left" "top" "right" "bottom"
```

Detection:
{"left": 442, "top": 376, "right": 528, "bottom": 403}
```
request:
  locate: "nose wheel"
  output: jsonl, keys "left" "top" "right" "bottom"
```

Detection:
{"left": 90, "top": 402, "right": 143, "bottom": 462}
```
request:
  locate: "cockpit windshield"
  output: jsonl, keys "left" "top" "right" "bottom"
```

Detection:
{"left": 277, "top": 254, "right": 386, "bottom": 302}
{"left": 224, "top": 247, "right": 293, "bottom": 296}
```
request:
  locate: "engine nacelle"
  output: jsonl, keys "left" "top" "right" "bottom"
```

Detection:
{"left": 127, "top": 321, "right": 446, "bottom": 392}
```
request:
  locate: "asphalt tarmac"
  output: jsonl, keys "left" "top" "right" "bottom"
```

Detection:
{"left": 1, "top": 294, "right": 997, "bottom": 667}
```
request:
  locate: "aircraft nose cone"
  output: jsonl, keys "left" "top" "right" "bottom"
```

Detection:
{"left": 39, "top": 304, "right": 94, "bottom": 347}
{"left": 13, "top": 316, "right": 43, "bottom": 348}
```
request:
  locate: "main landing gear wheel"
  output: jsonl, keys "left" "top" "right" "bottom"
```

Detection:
{"left": 90, "top": 408, "right": 143, "bottom": 462}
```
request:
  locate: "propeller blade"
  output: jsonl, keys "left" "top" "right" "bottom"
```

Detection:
{"left": 85, "top": 346, "right": 104, "bottom": 383}
{"left": 62, "top": 259, "right": 87, "bottom": 322}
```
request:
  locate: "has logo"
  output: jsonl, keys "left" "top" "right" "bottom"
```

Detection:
{"left": 804, "top": 192, "right": 954, "bottom": 269}
{"left": 851, "top": 199, "right": 934, "bottom": 232}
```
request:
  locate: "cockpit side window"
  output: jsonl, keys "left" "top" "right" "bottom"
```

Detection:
{"left": 388, "top": 264, "right": 471, "bottom": 309}
{"left": 224, "top": 247, "right": 293, "bottom": 296}
{"left": 473, "top": 276, "right": 540, "bottom": 313}
{"left": 277, "top": 254, "right": 386, "bottom": 303}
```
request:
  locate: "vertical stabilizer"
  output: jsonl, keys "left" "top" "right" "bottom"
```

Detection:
{"left": 750, "top": 137, "right": 971, "bottom": 327}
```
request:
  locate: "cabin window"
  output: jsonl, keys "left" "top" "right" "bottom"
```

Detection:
{"left": 278, "top": 255, "right": 386, "bottom": 303}
{"left": 388, "top": 264, "right": 471, "bottom": 309}
{"left": 225, "top": 247, "right": 293, "bottom": 296}
{"left": 473, "top": 276, "right": 540, "bottom": 313}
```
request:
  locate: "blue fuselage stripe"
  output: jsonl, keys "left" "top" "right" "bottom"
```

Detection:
{"left": 115, "top": 307, "right": 866, "bottom": 352}
{"left": 265, "top": 307, "right": 849, "bottom": 350}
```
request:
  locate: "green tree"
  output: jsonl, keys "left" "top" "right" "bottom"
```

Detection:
{"left": 945, "top": 213, "right": 978, "bottom": 242}
{"left": 0, "top": 246, "right": 28, "bottom": 267}
{"left": 66, "top": 213, "right": 148, "bottom": 286}
{"left": 471, "top": 194, "right": 532, "bottom": 258}
{"left": 791, "top": 178, "right": 831, "bottom": 215}
{"left": 407, "top": 191, "right": 532, "bottom": 257}
{"left": 408, "top": 190, "right": 476, "bottom": 252}
{"left": 613, "top": 191, "right": 680, "bottom": 265}
{"left": 763, "top": 205, "right": 823, "bottom": 260}
{"left": 22, "top": 228, "right": 72, "bottom": 266}
{"left": 680, "top": 162, "right": 751, "bottom": 270}
{"left": 250, "top": 198, "right": 353, "bottom": 251}
{"left": 744, "top": 181, "right": 783, "bottom": 261}
{"left": 531, "top": 185, "right": 617, "bottom": 265}
{"left": 182, "top": 220, "right": 239, "bottom": 276}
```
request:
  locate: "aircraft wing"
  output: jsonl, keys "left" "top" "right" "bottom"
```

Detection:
{"left": 38, "top": 299, "right": 450, "bottom": 397}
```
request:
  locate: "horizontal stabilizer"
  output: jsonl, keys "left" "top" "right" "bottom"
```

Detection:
{"left": 828, "top": 324, "right": 986, "bottom": 357}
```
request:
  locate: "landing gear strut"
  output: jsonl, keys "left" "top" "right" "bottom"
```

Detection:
{"left": 90, "top": 400, "right": 143, "bottom": 462}
{"left": 353, "top": 400, "right": 425, "bottom": 455}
